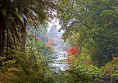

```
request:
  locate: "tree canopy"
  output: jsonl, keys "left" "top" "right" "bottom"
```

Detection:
{"left": 61, "top": 0, "right": 118, "bottom": 66}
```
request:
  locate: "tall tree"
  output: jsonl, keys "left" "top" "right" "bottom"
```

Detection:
{"left": 61, "top": 0, "right": 118, "bottom": 66}
{"left": 0, "top": 0, "right": 68, "bottom": 55}
{"left": 0, "top": 0, "right": 70, "bottom": 68}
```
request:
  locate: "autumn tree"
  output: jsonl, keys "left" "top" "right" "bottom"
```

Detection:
{"left": 61, "top": 0, "right": 118, "bottom": 66}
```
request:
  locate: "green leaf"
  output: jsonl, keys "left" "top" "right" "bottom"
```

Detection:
{"left": 1, "top": 9, "right": 7, "bottom": 16}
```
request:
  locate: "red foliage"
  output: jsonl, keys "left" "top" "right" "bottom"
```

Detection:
{"left": 67, "top": 46, "right": 79, "bottom": 56}
{"left": 47, "top": 39, "right": 52, "bottom": 46}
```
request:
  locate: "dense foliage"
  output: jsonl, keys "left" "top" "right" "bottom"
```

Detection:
{"left": 61, "top": 0, "right": 118, "bottom": 66}
{"left": 0, "top": 0, "right": 69, "bottom": 82}
{"left": 1, "top": 0, "right": 118, "bottom": 83}
{"left": 60, "top": 0, "right": 118, "bottom": 82}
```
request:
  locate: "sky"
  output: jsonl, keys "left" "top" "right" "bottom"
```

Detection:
{"left": 48, "top": 18, "right": 64, "bottom": 33}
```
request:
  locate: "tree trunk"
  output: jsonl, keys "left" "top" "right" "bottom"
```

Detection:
{"left": 21, "top": 23, "right": 26, "bottom": 51}
{"left": 0, "top": 15, "right": 5, "bottom": 56}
